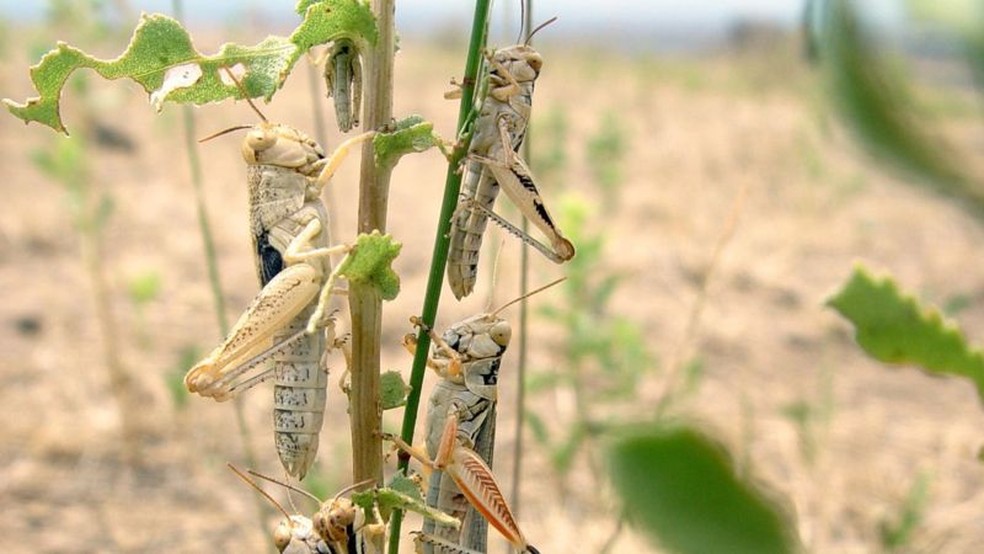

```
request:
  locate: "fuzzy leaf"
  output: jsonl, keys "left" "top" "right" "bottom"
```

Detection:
{"left": 607, "top": 425, "right": 798, "bottom": 554}
{"left": 360, "top": 475, "right": 460, "bottom": 529}
{"left": 373, "top": 115, "right": 443, "bottom": 168}
{"left": 4, "top": 0, "right": 376, "bottom": 134}
{"left": 380, "top": 370, "right": 409, "bottom": 409}
{"left": 337, "top": 231, "right": 401, "bottom": 300}
{"left": 822, "top": 0, "right": 984, "bottom": 215}
{"left": 828, "top": 265, "right": 984, "bottom": 399}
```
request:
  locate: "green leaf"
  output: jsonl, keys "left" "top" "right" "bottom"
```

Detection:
{"left": 363, "top": 476, "right": 460, "bottom": 529}
{"left": 373, "top": 115, "right": 443, "bottom": 168}
{"left": 827, "top": 265, "right": 984, "bottom": 400}
{"left": 4, "top": 0, "right": 377, "bottom": 134}
{"left": 822, "top": 0, "right": 984, "bottom": 215}
{"left": 380, "top": 370, "right": 409, "bottom": 410}
{"left": 607, "top": 425, "right": 798, "bottom": 554}
{"left": 337, "top": 231, "right": 401, "bottom": 301}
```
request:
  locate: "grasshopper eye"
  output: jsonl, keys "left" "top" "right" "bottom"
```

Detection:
{"left": 245, "top": 128, "right": 277, "bottom": 152}
{"left": 273, "top": 519, "right": 293, "bottom": 552}
{"left": 490, "top": 320, "right": 511, "bottom": 347}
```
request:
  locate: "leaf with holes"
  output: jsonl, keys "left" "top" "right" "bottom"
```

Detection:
{"left": 3, "top": 0, "right": 376, "bottom": 134}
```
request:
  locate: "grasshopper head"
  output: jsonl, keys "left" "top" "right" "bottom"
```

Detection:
{"left": 313, "top": 497, "right": 358, "bottom": 545}
{"left": 493, "top": 45, "right": 542, "bottom": 82}
{"left": 242, "top": 123, "right": 326, "bottom": 174}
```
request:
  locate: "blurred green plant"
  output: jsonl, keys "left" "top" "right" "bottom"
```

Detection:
{"left": 821, "top": 0, "right": 984, "bottom": 218}
{"left": 606, "top": 424, "right": 799, "bottom": 554}
{"left": 530, "top": 105, "right": 569, "bottom": 185}
{"left": 879, "top": 472, "right": 931, "bottom": 552}
{"left": 526, "top": 196, "right": 656, "bottom": 493}
{"left": 585, "top": 111, "right": 627, "bottom": 213}
{"left": 126, "top": 269, "right": 162, "bottom": 346}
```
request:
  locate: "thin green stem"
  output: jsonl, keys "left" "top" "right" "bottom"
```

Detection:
{"left": 387, "top": 2, "right": 492, "bottom": 552}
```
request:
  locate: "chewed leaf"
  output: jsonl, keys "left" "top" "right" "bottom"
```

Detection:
{"left": 828, "top": 265, "right": 984, "bottom": 400}
{"left": 4, "top": 0, "right": 376, "bottom": 134}
{"left": 373, "top": 115, "right": 444, "bottom": 168}
{"left": 338, "top": 231, "right": 401, "bottom": 301}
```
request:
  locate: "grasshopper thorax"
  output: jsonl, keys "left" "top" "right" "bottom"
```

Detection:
{"left": 242, "top": 122, "right": 326, "bottom": 177}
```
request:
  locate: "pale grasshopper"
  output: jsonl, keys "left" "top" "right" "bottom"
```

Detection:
{"left": 184, "top": 83, "right": 373, "bottom": 480}
{"left": 397, "top": 280, "right": 563, "bottom": 553}
{"left": 447, "top": 19, "right": 574, "bottom": 300}
{"left": 228, "top": 464, "right": 330, "bottom": 554}
{"left": 247, "top": 469, "right": 385, "bottom": 554}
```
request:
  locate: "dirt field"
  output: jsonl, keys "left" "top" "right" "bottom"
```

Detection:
{"left": 3, "top": 21, "right": 984, "bottom": 554}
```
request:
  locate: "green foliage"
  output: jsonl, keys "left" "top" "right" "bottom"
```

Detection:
{"left": 337, "top": 231, "right": 402, "bottom": 301}
{"left": 585, "top": 110, "right": 627, "bottom": 211}
{"left": 828, "top": 265, "right": 984, "bottom": 400}
{"left": 372, "top": 115, "right": 443, "bottom": 169}
{"left": 821, "top": 0, "right": 984, "bottom": 216}
{"left": 380, "top": 370, "right": 409, "bottom": 410}
{"left": 127, "top": 271, "right": 163, "bottom": 306}
{"left": 528, "top": 196, "right": 656, "bottom": 485}
{"left": 879, "top": 472, "right": 931, "bottom": 551}
{"left": 607, "top": 424, "right": 799, "bottom": 554}
{"left": 4, "top": 0, "right": 377, "bottom": 133}
{"left": 530, "top": 105, "right": 568, "bottom": 184}
{"left": 351, "top": 474, "right": 459, "bottom": 528}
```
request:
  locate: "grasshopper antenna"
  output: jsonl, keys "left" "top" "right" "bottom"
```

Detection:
{"left": 222, "top": 66, "right": 269, "bottom": 123}
{"left": 228, "top": 463, "right": 293, "bottom": 521}
{"left": 492, "top": 276, "right": 565, "bottom": 317}
{"left": 331, "top": 478, "right": 376, "bottom": 501}
{"left": 515, "top": 0, "right": 527, "bottom": 45}
{"left": 247, "top": 468, "right": 324, "bottom": 505}
{"left": 198, "top": 68, "right": 271, "bottom": 143}
{"left": 525, "top": 16, "right": 557, "bottom": 45}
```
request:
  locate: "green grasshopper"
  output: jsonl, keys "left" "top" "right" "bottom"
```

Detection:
{"left": 183, "top": 83, "right": 373, "bottom": 480}
{"left": 447, "top": 19, "right": 574, "bottom": 300}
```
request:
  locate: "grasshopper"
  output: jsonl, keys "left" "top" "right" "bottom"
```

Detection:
{"left": 247, "top": 469, "right": 385, "bottom": 554}
{"left": 228, "top": 464, "right": 330, "bottom": 554}
{"left": 183, "top": 85, "right": 374, "bottom": 480}
{"left": 323, "top": 38, "right": 363, "bottom": 132}
{"left": 398, "top": 280, "right": 563, "bottom": 553}
{"left": 447, "top": 19, "right": 574, "bottom": 300}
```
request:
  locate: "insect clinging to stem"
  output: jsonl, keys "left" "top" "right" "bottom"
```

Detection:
{"left": 447, "top": 17, "right": 574, "bottom": 301}
{"left": 398, "top": 278, "right": 565, "bottom": 553}
{"left": 183, "top": 69, "right": 374, "bottom": 480}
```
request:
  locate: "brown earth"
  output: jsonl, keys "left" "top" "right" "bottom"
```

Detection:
{"left": 2, "top": 23, "right": 984, "bottom": 554}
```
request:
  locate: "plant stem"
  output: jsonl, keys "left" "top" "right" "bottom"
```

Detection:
{"left": 509, "top": 0, "right": 534, "bottom": 518}
{"left": 351, "top": 0, "right": 395, "bottom": 501}
{"left": 387, "top": 2, "right": 492, "bottom": 552}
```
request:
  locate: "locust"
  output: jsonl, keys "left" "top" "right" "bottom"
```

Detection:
{"left": 447, "top": 18, "right": 574, "bottom": 300}
{"left": 183, "top": 84, "right": 373, "bottom": 480}
{"left": 397, "top": 279, "right": 563, "bottom": 553}
{"left": 323, "top": 38, "right": 363, "bottom": 132}
{"left": 247, "top": 469, "right": 385, "bottom": 554}
{"left": 229, "top": 464, "right": 330, "bottom": 554}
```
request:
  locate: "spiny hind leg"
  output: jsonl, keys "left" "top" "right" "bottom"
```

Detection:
{"left": 185, "top": 263, "right": 323, "bottom": 399}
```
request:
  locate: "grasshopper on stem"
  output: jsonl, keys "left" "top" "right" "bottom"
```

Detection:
{"left": 447, "top": 18, "right": 574, "bottom": 300}
{"left": 183, "top": 77, "right": 373, "bottom": 480}
{"left": 398, "top": 279, "right": 564, "bottom": 553}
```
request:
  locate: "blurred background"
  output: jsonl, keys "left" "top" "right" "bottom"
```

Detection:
{"left": 1, "top": 1, "right": 984, "bottom": 552}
